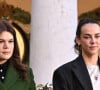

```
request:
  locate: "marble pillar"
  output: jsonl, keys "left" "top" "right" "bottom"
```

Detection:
{"left": 30, "top": 0, "right": 78, "bottom": 85}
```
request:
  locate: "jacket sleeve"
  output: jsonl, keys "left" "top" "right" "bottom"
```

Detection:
{"left": 29, "top": 68, "right": 36, "bottom": 90}
{"left": 53, "top": 69, "right": 69, "bottom": 90}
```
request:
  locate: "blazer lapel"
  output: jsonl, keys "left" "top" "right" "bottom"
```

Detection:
{"left": 3, "top": 64, "right": 19, "bottom": 88}
{"left": 72, "top": 55, "right": 93, "bottom": 90}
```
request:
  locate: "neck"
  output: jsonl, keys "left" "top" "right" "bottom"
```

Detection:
{"left": 82, "top": 52, "right": 98, "bottom": 65}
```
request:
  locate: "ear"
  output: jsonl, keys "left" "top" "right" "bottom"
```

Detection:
{"left": 76, "top": 37, "right": 81, "bottom": 46}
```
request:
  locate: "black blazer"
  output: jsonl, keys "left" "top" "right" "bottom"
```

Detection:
{"left": 53, "top": 55, "right": 99, "bottom": 90}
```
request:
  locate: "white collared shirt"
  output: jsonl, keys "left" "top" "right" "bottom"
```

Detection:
{"left": 87, "top": 65, "right": 100, "bottom": 90}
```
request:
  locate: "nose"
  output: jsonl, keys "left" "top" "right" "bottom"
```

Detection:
{"left": 90, "top": 37, "right": 96, "bottom": 44}
{"left": 3, "top": 42, "right": 9, "bottom": 49}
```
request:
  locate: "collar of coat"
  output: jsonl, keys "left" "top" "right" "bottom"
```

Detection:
{"left": 72, "top": 55, "right": 100, "bottom": 90}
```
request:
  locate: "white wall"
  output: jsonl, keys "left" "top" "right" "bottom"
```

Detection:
{"left": 30, "top": 0, "right": 78, "bottom": 85}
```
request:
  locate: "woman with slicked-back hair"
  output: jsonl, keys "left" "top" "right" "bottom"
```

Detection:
{"left": 0, "top": 20, "right": 36, "bottom": 90}
{"left": 53, "top": 18, "right": 100, "bottom": 90}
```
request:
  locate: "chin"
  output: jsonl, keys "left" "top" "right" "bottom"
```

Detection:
{"left": 88, "top": 52, "right": 98, "bottom": 55}
{"left": 2, "top": 57, "right": 11, "bottom": 60}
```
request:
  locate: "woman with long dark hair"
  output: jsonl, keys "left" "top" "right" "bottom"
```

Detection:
{"left": 0, "top": 20, "right": 36, "bottom": 90}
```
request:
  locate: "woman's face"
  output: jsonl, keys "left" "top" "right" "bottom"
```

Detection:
{"left": 0, "top": 31, "right": 14, "bottom": 64}
{"left": 77, "top": 23, "right": 100, "bottom": 56}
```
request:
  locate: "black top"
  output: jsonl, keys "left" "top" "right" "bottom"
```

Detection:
{"left": 0, "top": 60, "right": 9, "bottom": 82}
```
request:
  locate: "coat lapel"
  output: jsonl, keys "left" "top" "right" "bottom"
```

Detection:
{"left": 3, "top": 64, "right": 19, "bottom": 88}
{"left": 72, "top": 55, "right": 93, "bottom": 90}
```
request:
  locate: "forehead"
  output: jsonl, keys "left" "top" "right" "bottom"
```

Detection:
{"left": 81, "top": 23, "right": 100, "bottom": 34}
{"left": 0, "top": 31, "right": 13, "bottom": 39}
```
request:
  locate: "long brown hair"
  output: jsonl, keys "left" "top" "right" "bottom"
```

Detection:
{"left": 0, "top": 20, "right": 28, "bottom": 80}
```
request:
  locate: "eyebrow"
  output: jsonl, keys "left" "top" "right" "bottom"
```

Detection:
{"left": 83, "top": 33, "right": 100, "bottom": 36}
{"left": 0, "top": 38, "right": 14, "bottom": 40}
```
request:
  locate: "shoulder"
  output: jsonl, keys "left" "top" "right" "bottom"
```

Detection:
{"left": 27, "top": 67, "right": 36, "bottom": 90}
{"left": 54, "top": 56, "right": 79, "bottom": 75}
{"left": 27, "top": 67, "right": 34, "bottom": 77}
{"left": 53, "top": 58, "right": 78, "bottom": 83}
{"left": 27, "top": 67, "right": 33, "bottom": 73}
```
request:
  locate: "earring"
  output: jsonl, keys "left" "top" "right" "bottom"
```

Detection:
{"left": 78, "top": 43, "right": 80, "bottom": 46}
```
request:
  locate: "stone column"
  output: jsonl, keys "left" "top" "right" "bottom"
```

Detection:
{"left": 30, "top": 0, "right": 78, "bottom": 85}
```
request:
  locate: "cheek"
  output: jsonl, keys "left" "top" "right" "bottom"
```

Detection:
{"left": 81, "top": 41, "right": 90, "bottom": 49}
{"left": 12, "top": 45, "right": 14, "bottom": 51}
{"left": 81, "top": 40, "right": 89, "bottom": 46}
{"left": 0, "top": 44, "right": 4, "bottom": 50}
{"left": 10, "top": 44, "right": 14, "bottom": 51}
{"left": 98, "top": 41, "right": 100, "bottom": 44}
{"left": 0, "top": 47, "right": 2, "bottom": 51}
